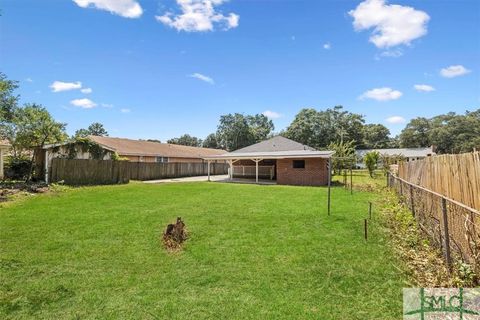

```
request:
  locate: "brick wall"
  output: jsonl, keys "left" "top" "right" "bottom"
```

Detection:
{"left": 277, "top": 158, "right": 328, "bottom": 186}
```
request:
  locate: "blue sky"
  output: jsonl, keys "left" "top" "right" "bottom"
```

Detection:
{"left": 1, "top": 0, "right": 479, "bottom": 141}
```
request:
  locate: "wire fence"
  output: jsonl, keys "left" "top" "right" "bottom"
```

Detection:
{"left": 387, "top": 172, "right": 480, "bottom": 272}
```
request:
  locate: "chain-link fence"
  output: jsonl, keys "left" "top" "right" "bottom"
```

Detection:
{"left": 387, "top": 172, "right": 480, "bottom": 272}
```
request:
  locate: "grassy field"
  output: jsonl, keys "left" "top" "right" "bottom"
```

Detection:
{"left": 1, "top": 174, "right": 406, "bottom": 319}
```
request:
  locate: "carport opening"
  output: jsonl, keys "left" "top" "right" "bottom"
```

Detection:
{"left": 232, "top": 159, "right": 277, "bottom": 181}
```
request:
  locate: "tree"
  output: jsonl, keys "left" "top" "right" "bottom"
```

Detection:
{"left": 202, "top": 133, "right": 219, "bottom": 149}
{"left": 247, "top": 114, "right": 274, "bottom": 143}
{"left": 284, "top": 106, "right": 366, "bottom": 149}
{"left": 399, "top": 117, "right": 431, "bottom": 148}
{"left": 0, "top": 72, "right": 19, "bottom": 124}
{"left": 216, "top": 113, "right": 274, "bottom": 151}
{"left": 167, "top": 134, "right": 202, "bottom": 147}
{"left": 429, "top": 110, "right": 480, "bottom": 153}
{"left": 14, "top": 104, "right": 67, "bottom": 181}
{"left": 364, "top": 151, "right": 380, "bottom": 178}
{"left": 327, "top": 140, "right": 356, "bottom": 175}
{"left": 362, "top": 124, "right": 391, "bottom": 148}
{"left": 74, "top": 122, "right": 108, "bottom": 138}
{"left": 398, "top": 110, "right": 480, "bottom": 153}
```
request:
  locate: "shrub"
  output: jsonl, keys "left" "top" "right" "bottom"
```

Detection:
{"left": 4, "top": 156, "right": 32, "bottom": 180}
{"left": 364, "top": 151, "right": 380, "bottom": 177}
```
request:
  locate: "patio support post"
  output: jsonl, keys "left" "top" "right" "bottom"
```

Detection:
{"left": 228, "top": 160, "right": 233, "bottom": 180}
{"left": 328, "top": 157, "right": 331, "bottom": 215}
{"left": 254, "top": 159, "right": 259, "bottom": 183}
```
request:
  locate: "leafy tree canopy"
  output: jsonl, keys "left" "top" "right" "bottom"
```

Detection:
{"left": 74, "top": 122, "right": 108, "bottom": 138}
{"left": 202, "top": 133, "right": 219, "bottom": 149}
{"left": 284, "top": 106, "right": 365, "bottom": 149}
{"left": 167, "top": 134, "right": 202, "bottom": 147}
{"left": 216, "top": 113, "right": 274, "bottom": 151}
{"left": 399, "top": 109, "right": 480, "bottom": 153}
{"left": 0, "top": 72, "right": 19, "bottom": 124}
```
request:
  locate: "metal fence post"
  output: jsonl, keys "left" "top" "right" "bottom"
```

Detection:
{"left": 441, "top": 197, "right": 452, "bottom": 269}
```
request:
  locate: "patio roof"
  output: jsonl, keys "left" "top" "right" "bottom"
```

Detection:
{"left": 203, "top": 150, "right": 334, "bottom": 160}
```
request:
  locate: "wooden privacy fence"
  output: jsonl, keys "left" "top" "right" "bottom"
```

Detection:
{"left": 50, "top": 158, "right": 130, "bottom": 185}
{"left": 398, "top": 152, "right": 480, "bottom": 211}
{"left": 387, "top": 172, "right": 480, "bottom": 273}
{"left": 127, "top": 161, "right": 228, "bottom": 181}
{"left": 50, "top": 159, "right": 229, "bottom": 185}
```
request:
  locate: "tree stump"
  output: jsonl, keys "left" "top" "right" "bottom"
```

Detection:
{"left": 162, "top": 217, "right": 188, "bottom": 251}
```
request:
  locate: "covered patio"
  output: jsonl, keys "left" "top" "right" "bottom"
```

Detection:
{"left": 203, "top": 136, "right": 334, "bottom": 186}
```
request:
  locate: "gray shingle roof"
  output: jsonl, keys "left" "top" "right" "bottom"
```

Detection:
{"left": 203, "top": 136, "right": 333, "bottom": 160}
{"left": 231, "top": 136, "right": 316, "bottom": 153}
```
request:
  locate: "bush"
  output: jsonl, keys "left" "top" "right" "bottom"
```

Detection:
{"left": 4, "top": 156, "right": 32, "bottom": 180}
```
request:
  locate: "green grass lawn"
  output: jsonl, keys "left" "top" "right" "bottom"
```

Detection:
{"left": 1, "top": 176, "right": 406, "bottom": 319}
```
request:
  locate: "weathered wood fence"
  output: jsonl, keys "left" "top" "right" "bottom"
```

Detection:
{"left": 398, "top": 152, "right": 480, "bottom": 210}
{"left": 127, "top": 162, "right": 228, "bottom": 181}
{"left": 50, "top": 158, "right": 130, "bottom": 185}
{"left": 50, "top": 159, "right": 228, "bottom": 185}
{"left": 387, "top": 152, "right": 480, "bottom": 273}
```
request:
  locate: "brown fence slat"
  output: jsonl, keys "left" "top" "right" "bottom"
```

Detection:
{"left": 125, "top": 162, "right": 228, "bottom": 181}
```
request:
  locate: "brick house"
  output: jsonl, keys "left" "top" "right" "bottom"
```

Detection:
{"left": 203, "top": 136, "right": 334, "bottom": 186}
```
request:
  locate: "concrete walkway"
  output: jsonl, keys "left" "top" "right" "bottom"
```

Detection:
{"left": 143, "top": 175, "right": 277, "bottom": 185}
{"left": 143, "top": 175, "right": 229, "bottom": 184}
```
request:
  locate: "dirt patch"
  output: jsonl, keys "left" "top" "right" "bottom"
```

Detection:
{"left": 0, "top": 182, "right": 49, "bottom": 202}
{"left": 162, "top": 217, "right": 188, "bottom": 252}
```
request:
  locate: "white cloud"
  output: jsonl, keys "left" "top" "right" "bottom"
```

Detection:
{"left": 70, "top": 98, "right": 97, "bottom": 109}
{"left": 120, "top": 108, "right": 131, "bottom": 113}
{"left": 414, "top": 84, "right": 435, "bottom": 92}
{"left": 156, "top": 0, "right": 239, "bottom": 32}
{"left": 380, "top": 49, "right": 403, "bottom": 58}
{"left": 80, "top": 88, "right": 92, "bottom": 94}
{"left": 72, "top": 0, "right": 142, "bottom": 18}
{"left": 349, "top": 0, "right": 430, "bottom": 48}
{"left": 101, "top": 103, "right": 114, "bottom": 108}
{"left": 323, "top": 43, "right": 331, "bottom": 50}
{"left": 262, "top": 110, "right": 282, "bottom": 119}
{"left": 440, "top": 65, "right": 471, "bottom": 78}
{"left": 189, "top": 73, "right": 214, "bottom": 84}
{"left": 50, "top": 81, "right": 82, "bottom": 92}
{"left": 360, "top": 87, "right": 402, "bottom": 101}
{"left": 386, "top": 116, "right": 406, "bottom": 124}
{"left": 25, "top": 78, "right": 33, "bottom": 82}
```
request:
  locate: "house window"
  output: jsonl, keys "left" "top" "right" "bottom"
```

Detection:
{"left": 293, "top": 160, "right": 305, "bottom": 169}
{"left": 156, "top": 156, "right": 169, "bottom": 163}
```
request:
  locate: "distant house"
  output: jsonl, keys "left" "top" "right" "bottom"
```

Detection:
{"left": 203, "top": 136, "right": 334, "bottom": 186}
{"left": 42, "top": 136, "right": 226, "bottom": 163}
{"left": 355, "top": 147, "right": 435, "bottom": 168}
{"left": 36, "top": 136, "right": 226, "bottom": 181}
{"left": 0, "top": 140, "right": 10, "bottom": 180}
